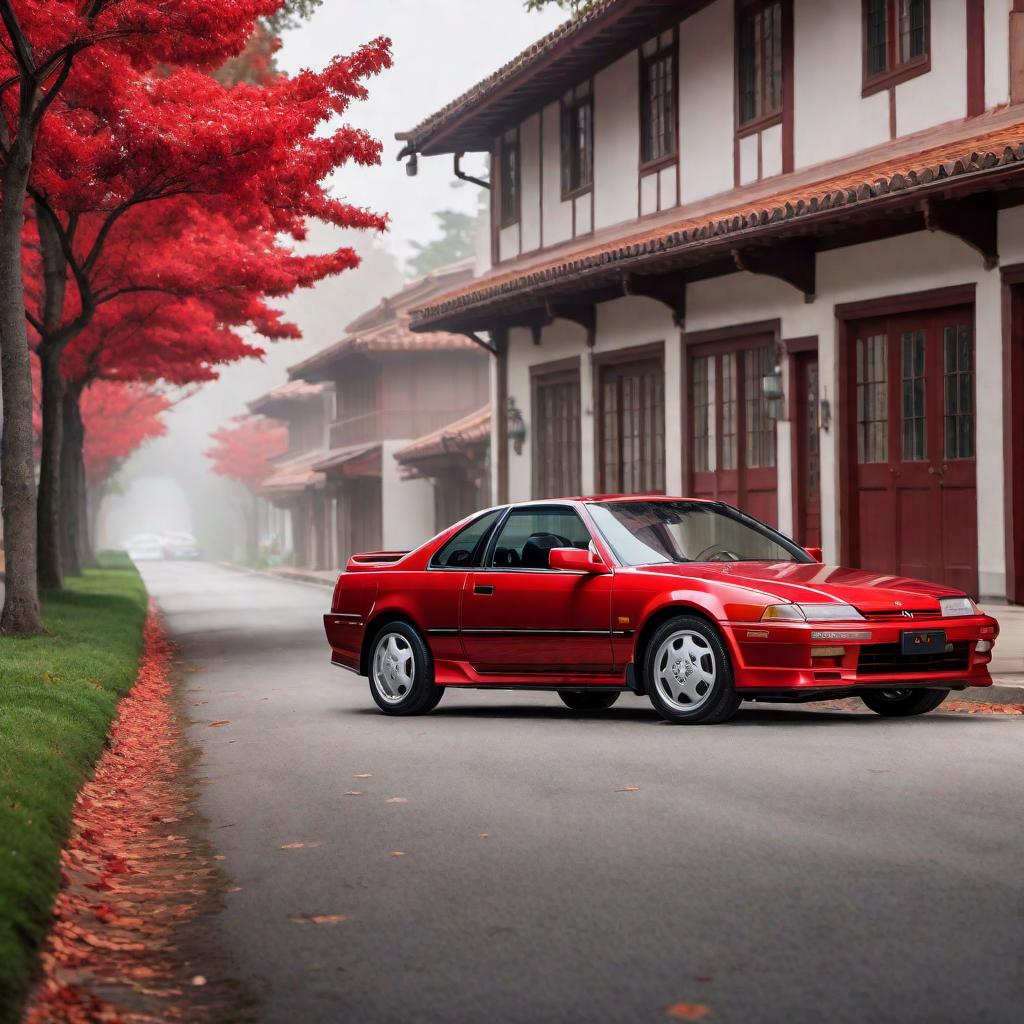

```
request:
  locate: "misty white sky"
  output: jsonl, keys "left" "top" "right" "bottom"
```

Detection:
{"left": 277, "top": 0, "right": 565, "bottom": 263}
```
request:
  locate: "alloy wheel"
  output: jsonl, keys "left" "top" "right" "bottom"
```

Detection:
{"left": 653, "top": 629, "right": 717, "bottom": 712}
{"left": 372, "top": 632, "right": 415, "bottom": 704}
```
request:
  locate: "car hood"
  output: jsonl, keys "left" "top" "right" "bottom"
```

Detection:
{"left": 630, "top": 561, "right": 963, "bottom": 612}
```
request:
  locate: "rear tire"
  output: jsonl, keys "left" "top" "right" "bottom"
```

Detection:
{"left": 367, "top": 621, "right": 444, "bottom": 716}
{"left": 558, "top": 690, "right": 620, "bottom": 711}
{"left": 643, "top": 615, "right": 740, "bottom": 725}
{"left": 860, "top": 688, "right": 949, "bottom": 717}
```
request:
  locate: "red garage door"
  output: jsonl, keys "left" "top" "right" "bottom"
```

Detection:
{"left": 846, "top": 306, "right": 978, "bottom": 595}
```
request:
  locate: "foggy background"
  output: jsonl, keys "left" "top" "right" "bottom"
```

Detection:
{"left": 100, "top": 0, "right": 564, "bottom": 558}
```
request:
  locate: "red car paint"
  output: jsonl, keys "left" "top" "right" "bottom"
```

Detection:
{"left": 323, "top": 497, "right": 998, "bottom": 698}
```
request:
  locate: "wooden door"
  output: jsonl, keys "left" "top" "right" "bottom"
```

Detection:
{"left": 793, "top": 351, "right": 821, "bottom": 548}
{"left": 847, "top": 307, "right": 977, "bottom": 593}
{"left": 597, "top": 356, "right": 664, "bottom": 494}
{"left": 689, "top": 341, "right": 778, "bottom": 524}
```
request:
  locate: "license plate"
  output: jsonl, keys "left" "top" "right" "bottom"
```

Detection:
{"left": 900, "top": 629, "right": 947, "bottom": 655}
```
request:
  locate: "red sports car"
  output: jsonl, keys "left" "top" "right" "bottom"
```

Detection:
{"left": 323, "top": 497, "right": 999, "bottom": 725}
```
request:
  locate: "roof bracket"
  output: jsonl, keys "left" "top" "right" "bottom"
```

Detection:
{"left": 621, "top": 274, "right": 687, "bottom": 328}
{"left": 732, "top": 241, "right": 816, "bottom": 302}
{"left": 546, "top": 302, "right": 597, "bottom": 347}
{"left": 922, "top": 193, "right": 998, "bottom": 269}
{"left": 460, "top": 330, "right": 497, "bottom": 356}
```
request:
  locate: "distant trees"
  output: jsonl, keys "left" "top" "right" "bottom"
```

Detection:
{"left": 0, "top": 1, "right": 392, "bottom": 633}
{"left": 523, "top": 0, "right": 595, "bottom": 16}
{"left": 406, "top": 210, "right": 478, "bottom": 278}
{"left": 205, "top": 417, "right": 289, "bottom": 559}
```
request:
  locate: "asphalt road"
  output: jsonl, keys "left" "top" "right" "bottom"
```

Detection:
{"left": 141, "top": 560, "right": 1024, "bottom": 1024}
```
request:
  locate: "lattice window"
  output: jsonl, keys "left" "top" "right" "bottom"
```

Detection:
{"left": 856, "top": 334, "right": 888, "bottom": 464}
{"left": 900, "top": 330, "right": 926, "bottom": 461}
{"left": 943, "top": 324, "right": 974, "bottom": 460}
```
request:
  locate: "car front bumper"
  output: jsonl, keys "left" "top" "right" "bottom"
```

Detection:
{"left": 722, "top": 613, "right": 999, "bottom": 692}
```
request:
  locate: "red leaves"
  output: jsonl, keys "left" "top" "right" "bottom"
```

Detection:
{"left": 80, "top": 383, "right": 170, "bottom": 488}
{"left": 23, "top": 608, "right": 228, "bottom": 1023}
{"left": 205, "top": 416, "right": 288, "bottom": 491}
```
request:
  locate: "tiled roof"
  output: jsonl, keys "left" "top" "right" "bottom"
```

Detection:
{"left": 394, "top": 405, "right": 491, "bottom": 464}
{"left": 397, "top": 0, "right": 684, "bottom": 157}
{"left": 259, "top": 449, "right": 328, "bottom": 495}
{"left": 248, "top": 380, "right": 329, "bottom": 416}
{"left": 312, "top": 442, "right": 381, "bottom": 476}
{"left": 289, "top": 316, "right": 481, "bottom": 381}
{"left": 411, "top": 120, "right": 1024, "bottom": 329}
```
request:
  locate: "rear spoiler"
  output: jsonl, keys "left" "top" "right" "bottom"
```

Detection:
{"left": 346, "top": 551, "right": 408, "bottom": 572}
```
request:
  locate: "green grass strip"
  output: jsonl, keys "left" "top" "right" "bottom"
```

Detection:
{"left": 0, "top": 555, "right": 147, "bottom": 1020}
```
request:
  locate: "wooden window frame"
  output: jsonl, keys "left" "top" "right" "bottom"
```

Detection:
{"left": 736, "top": 0, "right": 786, "bottom": 133}
{"left": 593, "top": 343, "right": 666, "bottom": 495}
{"left": 862, "top": 0, "right": 931, "bottom": 97}
{"left": 497, "top": 127, "right": 521, "bottom": 229}
{"left": 560, "top": 81, "right": 594, "bottom": 201}
{"left": 639, "top": 33, "right": 678, "bottom": 174}
{"left": 530, "top": 357, "right": 582, "bottom": 499}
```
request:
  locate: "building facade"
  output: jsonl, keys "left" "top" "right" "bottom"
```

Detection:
{"left": 288, "top": 264, "right": 490, "bottom": 565}
{"left": 248, "top": 380, "right": 333, "bottom": 569}
{"left": 399, "top": 0, "right": 1024, "bottom": 602}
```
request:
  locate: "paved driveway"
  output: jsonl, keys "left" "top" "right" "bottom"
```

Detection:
{"left": 142, "top": 560, "right": 1024, "bottom": 1024}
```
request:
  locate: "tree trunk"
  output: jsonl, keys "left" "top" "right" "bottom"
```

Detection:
{"left": 0, "top": 131, "right": 44, "bottom": 633}
{"left": 35, "top": 205, "right": 68, "bottom": 590}
{"left": 59, "top": 383, "right": 84, "bottom": 577}
{"left": 37, "top": 344, "right": 64, "bottom": 588}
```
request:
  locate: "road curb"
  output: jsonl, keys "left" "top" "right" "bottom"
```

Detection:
{"left": 957, "top": 679, "right": 1024, "bottom": 705}
{"left": 217, "top": 562, "right": 335, "bottom": 590}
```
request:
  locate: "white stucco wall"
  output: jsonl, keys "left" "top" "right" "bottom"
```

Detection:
{"left": 986, "top": 0, "right": 1012, "bottom": 109}
{"left": 381, "top": 440, "right": 435, "bottom": 551}
{"left": 594, "top": 52, "right": 639, "bottom": 230}
{"left": 679, "top": 0, "right": 734, "bottom": 203}
{"left": 520, "top": 113, "right": 542, "bottom": 254}
{"left": 541, "top": 101, "right": 572, "bottom": 247}
{"left": 895, "top": 0, "right": 968, "bottom": 136}
{"left": 793, "top": 0, "right": 889, "bottom": 169}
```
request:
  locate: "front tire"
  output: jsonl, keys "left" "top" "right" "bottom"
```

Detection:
{"left": 368, "top": 622, "right": 444, "bottom": 716}
{"left": 860, "top": 688, "right": 949, "bottom": 717}
{"left": 643, "top": 615, "right": 740, "bottom": 725}
{"left": 558, "top": 690, "right": 620, "bottom": 711}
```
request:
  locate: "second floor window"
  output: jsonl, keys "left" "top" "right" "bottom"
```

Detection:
{"left": 560, "top": 82, "right": 593, "bottom": 197}
{"left": 499, "top": 128, "right": 519, "bottom": 227}
{"left": 640, "top": 39, "right": 675, "bottom": 167}
{"left": 864, "top": 0, "right": 929, "bottom": 86}
{"left": 738, "top": 1, "right": 783, "bottom": 127}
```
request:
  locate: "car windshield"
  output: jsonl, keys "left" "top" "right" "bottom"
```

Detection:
{"left": 588, "top": 500, "right": 812, "bottom": 566}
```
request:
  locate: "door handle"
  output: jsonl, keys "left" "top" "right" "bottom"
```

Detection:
{"left": 473, "top": 584, "right": 495, "bottom": 596}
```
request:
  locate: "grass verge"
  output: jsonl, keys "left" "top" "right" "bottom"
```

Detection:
{"left": 0, "top": 554, "right": 147, "bottom": 1021}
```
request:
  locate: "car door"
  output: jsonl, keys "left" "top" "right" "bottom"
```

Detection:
{"left": 460, "top": 505, "right": 614, "bottom": 676}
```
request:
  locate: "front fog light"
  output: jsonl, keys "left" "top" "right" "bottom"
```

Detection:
{"left": 976, "top": 640, "right": 993, "bottom": 653}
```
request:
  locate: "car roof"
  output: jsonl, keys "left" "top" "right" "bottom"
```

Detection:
{"left": 509, "top": 495, "right": 716, "bottom": 506}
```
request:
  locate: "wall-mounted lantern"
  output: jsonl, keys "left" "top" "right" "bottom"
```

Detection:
{"left": 761, "top": 363, "right": 785, "bottom": 419}
{"left": 507, "top": 397, "right": 527, "bottom": 455}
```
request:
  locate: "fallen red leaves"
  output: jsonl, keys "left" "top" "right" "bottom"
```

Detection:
{"left": 24, "top": 607, "right": 227, "bottom": 1023}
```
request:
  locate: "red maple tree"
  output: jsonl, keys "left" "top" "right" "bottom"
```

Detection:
{"left": 81, "top": 383, "right": 170, "bottom": 490}
{"left": 1, "top": 1, "right": 391, "bottom": 633}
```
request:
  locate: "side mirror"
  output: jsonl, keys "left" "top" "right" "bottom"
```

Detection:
{"left": 804, "top": 546, "right": 823, "bottom": 563}
{"left": 549, "top": 547, "right": 609, "bottom": 574}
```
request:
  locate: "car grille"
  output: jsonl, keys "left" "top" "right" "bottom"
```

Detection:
{"left": 860, "top": 609, "right": 936, "bottom": 621}
{"left": 857, "top": 642, "right": 971, "bottom": 676}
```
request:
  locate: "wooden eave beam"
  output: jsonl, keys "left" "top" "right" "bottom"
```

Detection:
{"left": 545, "top": 301, "right": 597, "bottom": 347}
{"left": 622, "top": 273, "right": 687, "bottom": 327}
{"left": 922, "top": 192, "right": 999, "bottom": 269}
{"left": 731, "top": 240, "right": 816, "bottom": 302}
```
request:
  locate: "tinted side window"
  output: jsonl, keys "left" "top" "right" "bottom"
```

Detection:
{"left": 430, "top": 510, "right": 501, "bottom": 568}
{"left": 489, "top": 508, "right": 592, "bottom": 569}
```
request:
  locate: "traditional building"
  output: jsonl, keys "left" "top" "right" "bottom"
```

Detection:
{"left": 247, "top": 380, "right": 332, "bottom": 569}
{"left": 398, "top": 0, "right": 1024, "bottom": 602}
{"left": 289, "top": 263, "right": 490, "bottom": 563}
{"left": 393, "top": 404, "right": 492, "bottom": 531}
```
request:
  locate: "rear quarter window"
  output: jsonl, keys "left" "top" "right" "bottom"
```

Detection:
{"left": 430, "top": 510, "right": 502, "bottom": 569}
